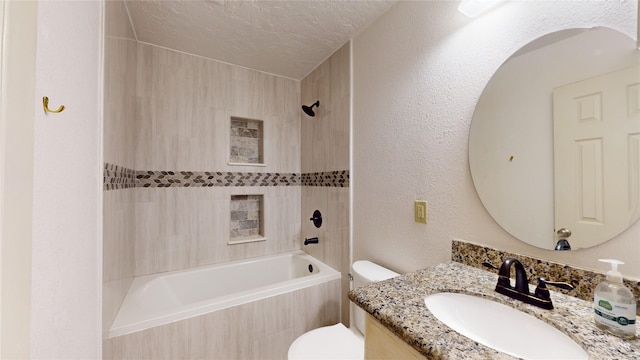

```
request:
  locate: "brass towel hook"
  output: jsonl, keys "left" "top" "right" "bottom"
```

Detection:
{"left": 43, "top": 97, "right": 65, "bottom": 113}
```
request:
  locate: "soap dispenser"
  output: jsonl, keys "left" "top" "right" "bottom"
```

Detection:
{"left": 593, "top": 259, "right": 636, "bottom": 339}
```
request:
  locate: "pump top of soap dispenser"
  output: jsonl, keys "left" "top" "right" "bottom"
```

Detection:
{"left": 599, "top": 259, "right": 624, "bottom": 283}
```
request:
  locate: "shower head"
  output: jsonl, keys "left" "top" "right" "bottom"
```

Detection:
{"left": 302, "top": 100, "right": 320, "bottom": 117}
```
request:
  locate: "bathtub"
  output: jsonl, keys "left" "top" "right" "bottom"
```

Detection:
{"left": 108, "top": 251, "right": 341, "bottom": 338}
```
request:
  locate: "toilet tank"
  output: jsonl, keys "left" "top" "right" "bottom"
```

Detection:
{"left": 351, "top": 261, "right": 399, "bottom": 335}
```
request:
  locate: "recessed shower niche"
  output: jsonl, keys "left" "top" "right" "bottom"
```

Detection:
{"left": 229, "top": 194, "right": 265, "bottom": 244}
{"left": 229, "top": 117, "right": 265, "bottom": 166}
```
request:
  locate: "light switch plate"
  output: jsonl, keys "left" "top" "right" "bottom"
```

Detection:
{"left": 415, "top": 200, "right": 428, "bottom": 224}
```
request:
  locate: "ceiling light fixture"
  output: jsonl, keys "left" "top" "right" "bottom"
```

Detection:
{"left": 458, "top": 0, "right": 506, "bottom": 17}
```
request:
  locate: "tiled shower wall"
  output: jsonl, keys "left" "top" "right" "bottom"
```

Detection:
{"left": 102, "top": 0, "right": 301, "bottom": 335}
{"left": 103, "top": 0, "right": 351, "bottom": 342}
{"left": 300, "top": 43, "right": 351, "bottom": 325}
{"left": 103, "top": 1, "right": 350, "bottom": 344}
{"left": 103, "top": 0, "right": 137, "bottom": 337}
{"left": 131, "top": 41, "right": 302, "bottom": 277}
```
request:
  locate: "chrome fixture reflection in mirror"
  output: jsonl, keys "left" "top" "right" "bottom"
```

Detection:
{"left": 469, "top": 27, "right": 640, "bottom": 250}
{"left": 554, "top": 228, "right": 572, "bottom": 251}
{"left": 555, "top": 239, "right": 572, "bottom": 251}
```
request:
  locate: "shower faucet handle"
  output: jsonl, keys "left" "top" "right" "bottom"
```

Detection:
{"left": 309, "top": 210, "right": 322, "bottom": 228}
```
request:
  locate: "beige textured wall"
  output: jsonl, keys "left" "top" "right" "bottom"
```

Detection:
{"left": 300, "top": 42, "right": 351, "bottom": 325}
{"left": 103, "top": 0, "right": 137, "bottom": 337}
{"left": 352, "top": 0, "right": 640, "bottom": 278}
{"left": 31, "top": 1, "right": 103, "bottom": 356}
{"left": 0, "top": 1, "right": 37, "bottom": 357}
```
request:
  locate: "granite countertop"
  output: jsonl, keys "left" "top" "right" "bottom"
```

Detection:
{"left": 348, "top": 261, "right": 640, "bottom": 359}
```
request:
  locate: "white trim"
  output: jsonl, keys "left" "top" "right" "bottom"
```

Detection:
{"left": 96, "top": 0, "right": 105, "bottom": 354}
{"left": 227, "top": 162, "right": 267, "bottom": 167}
{"left": 0, "top": 0, "right": 37, "bottom": 357}
{"left": 0, "top": 2, "right": 5, "bottom": 355}
{"left": 227, "top": 236, "right": 267, "bottom": 245}
{"left": 348, "top": 39, "right": 354, "bottom": 328}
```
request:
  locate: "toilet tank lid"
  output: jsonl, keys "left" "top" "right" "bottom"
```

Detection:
{"left": 352, "top": 260, "right": 399, "bottom": 282}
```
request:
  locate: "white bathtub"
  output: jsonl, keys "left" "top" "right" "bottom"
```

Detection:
{"left": 108, "top": 251, "right": 340, "bottom": 338}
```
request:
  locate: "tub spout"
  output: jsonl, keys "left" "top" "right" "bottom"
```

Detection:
{"left": 304, "top": 237, "right": 319, "bottom": 245}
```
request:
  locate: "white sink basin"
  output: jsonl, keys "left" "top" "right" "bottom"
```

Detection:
{"left": 424, "top": 292, "right": 588, "bottom": 359}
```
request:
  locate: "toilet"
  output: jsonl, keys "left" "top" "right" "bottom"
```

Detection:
{"left": 288, "top": 260, "right": 399, "bottom": 359}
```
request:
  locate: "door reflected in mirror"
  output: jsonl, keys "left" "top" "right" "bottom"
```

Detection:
{"left": 469, "top": 27, "right": 640, "bottom": 250}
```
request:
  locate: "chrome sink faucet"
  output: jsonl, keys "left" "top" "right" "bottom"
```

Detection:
{"left": 490, "top": 258, "right": 575, "bottom": 310}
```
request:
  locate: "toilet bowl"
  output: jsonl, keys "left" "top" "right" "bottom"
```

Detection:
{"left": 288, "top": 260, "right": 399, "bottom": 359}
{"left": 287, "top": 323, "right": 364, "bottom": 359}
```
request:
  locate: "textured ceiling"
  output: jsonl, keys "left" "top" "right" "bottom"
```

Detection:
{"left": 125, "top": 0, "right": 397, "bottom": 80}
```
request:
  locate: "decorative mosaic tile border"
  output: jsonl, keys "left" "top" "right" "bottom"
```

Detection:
{"left": 103, "top": 163, "right": 349, "bottom": 189}
{"left": 136, "top": 170, "right": 300, "bottom": 187}
{"left": 452, "top": 239, "right": 640, "bottom": 315}
{"left": 301, "top": 171, "right": 349, "bottom": 187}
{"left": 103, "top": 163, "right": 137, "bottom": 190}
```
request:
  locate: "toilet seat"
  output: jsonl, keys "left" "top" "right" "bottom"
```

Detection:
{"left": 287, "top": 323, "right": 364, "bottom": 359}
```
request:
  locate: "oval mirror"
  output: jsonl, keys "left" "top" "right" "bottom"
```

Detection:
{"left": 469, "top": 27, "right": 640, "bottom": 250}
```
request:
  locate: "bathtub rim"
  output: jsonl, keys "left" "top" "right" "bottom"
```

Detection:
{"left": 108, "top": 250, "right": 340, "bottom": 339}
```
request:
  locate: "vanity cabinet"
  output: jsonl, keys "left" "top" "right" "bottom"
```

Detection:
{"left": 365, "top": 314, "right": 426, "bottom": 359}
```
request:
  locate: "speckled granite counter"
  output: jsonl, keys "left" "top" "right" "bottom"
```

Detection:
{"left": 348, "top": 262, "right": 640, "bottom": 359}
